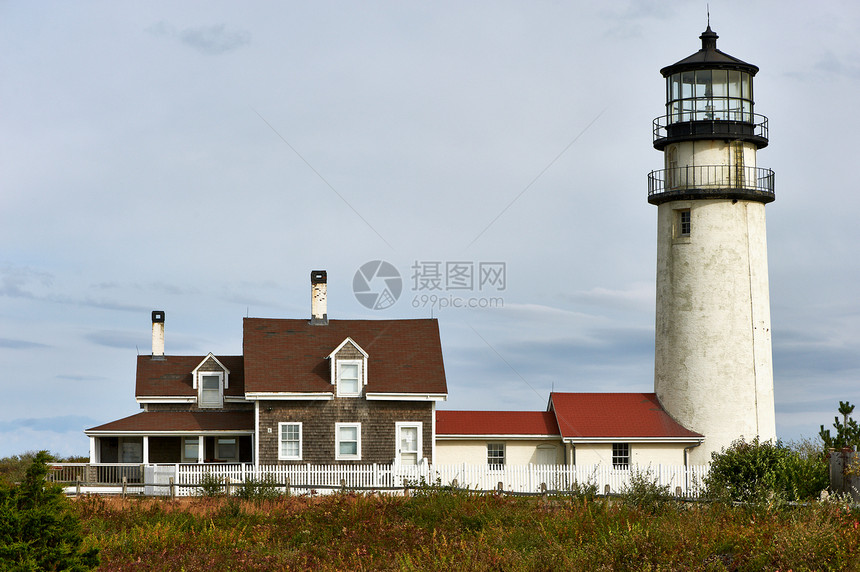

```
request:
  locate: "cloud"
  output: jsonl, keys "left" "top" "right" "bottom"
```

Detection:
{"left": 0, "top": 265, "right": 53, "bottom": 299}
{"left": 0, "top": 415, "right": 98, "bottom": 435}
{"left": 814, "top": 51, "right": 860, "bottom": 80}
{"left": 85, "top": 330, "right": 146, "bottom": 350}
{"left": 148, "top": 21, "right": 251, "bottom": 55}
{"left": 0, "top": 338, "right": 50, "bottom": 350}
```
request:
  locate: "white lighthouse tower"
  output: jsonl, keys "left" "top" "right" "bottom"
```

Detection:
{"left": 650, "top": 26, "right": 777, "bottom": 464}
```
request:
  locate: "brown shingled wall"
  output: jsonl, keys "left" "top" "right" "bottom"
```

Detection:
{"left": 258, "top": 398, "right": 433, "bottom": 465}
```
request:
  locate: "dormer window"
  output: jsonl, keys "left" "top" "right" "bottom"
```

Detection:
{"left": 192, "top": 353, "right": 230, "bottom": 409}
{"left": 337, "top": 360, "right": 362, "bottom": 396}
{"left": 200, "top": 374, "right": 223, "bottom": 407}
{"left": 327, "top": 337, "right": 369, "bottom": 398}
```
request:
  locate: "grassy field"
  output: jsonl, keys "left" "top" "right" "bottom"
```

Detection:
{"left": 72, "top": 491, "right": 860, "bottom": 571}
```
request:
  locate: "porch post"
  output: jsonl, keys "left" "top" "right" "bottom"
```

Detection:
{"left": 254, "top": 401, "right": 260, "bottom": 468}
{"left": 142, "top": 436, "right": 150, "bottom": 464}
{"left": 198, "top": 435, "right": 204, "bottom": 463}
{"left": 89, "top": 437, "right": 97, "bottom": 463}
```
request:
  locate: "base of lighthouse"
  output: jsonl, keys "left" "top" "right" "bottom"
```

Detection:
{"left": 654, "top": 198, "right": 777, "bottom": 465}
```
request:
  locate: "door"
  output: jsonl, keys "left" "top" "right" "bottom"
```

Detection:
{"left": 396, "top": 422, "right": 422, "bottom": 466}
{"left": 536, "top": 445, "right": 558, "bottom": 466}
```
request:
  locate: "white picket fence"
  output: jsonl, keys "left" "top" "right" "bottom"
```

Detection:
{"left": 160, "top": 462, "right": 709, "bottom": 498}
{"left": 50, "top": 462, "right": 710, "bottom": 497}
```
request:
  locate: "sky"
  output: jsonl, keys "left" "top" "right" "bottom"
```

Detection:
{"left": 2, "top": 1, "right": 859, "bottom": 458}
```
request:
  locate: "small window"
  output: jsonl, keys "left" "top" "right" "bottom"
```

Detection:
{"left": 200, "top": 374, "right": 222, "bottom": 408}
{"left": 336, "top": 423, "right": 361, "bottom": 460}
{"left": 279, "top": 422, "right": 302, "bottom": 460}
{"left": 182, "top": 437, "right": 199, "bottom": 463}
{"left": 216, "top": 437, "right": 238, "bottom": 461}
{"left": 679, "top": 209, "right": 691, "bottom": 236}
{"left": 337, "top": 361, "right": 361, "bottom": 396}
{"left": 612, "top": 443, "right": 630, "bottom": 469}
{"left": 487, "top": 443, "right": 505, "bottom": 469}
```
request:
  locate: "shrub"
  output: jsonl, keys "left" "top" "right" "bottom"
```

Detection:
{"left": 197, "top": 472, "right": 226, "bottom": 497}
{"left": 620, "top": 468, "right": 673, "bottom": 514}
{"left": 563, "top": 477, "right": 599, "bottom": 501}
{"left": 0, "top": 451, "right": 99, "bottom": 570}
{"left": 235, "top": 474, "right": 282, "bottom": 502}
{"left": 706, "top": 437, "right": 828, "bottom": 502}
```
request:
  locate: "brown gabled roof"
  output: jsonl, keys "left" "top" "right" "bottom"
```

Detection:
{"left": 243, "top": 318, "right": 448, "bottom": 395}
{"left": 436, "top": 411, "right": 559, "bottom": 437}
{"left": 549, "top": 393, "right": 703, "bottom": 440}
{"left": 136, "top": 356, "right": 245, "bottom": 398}
{"left": 85, "top": 411, "right": 254, "bottom": 434}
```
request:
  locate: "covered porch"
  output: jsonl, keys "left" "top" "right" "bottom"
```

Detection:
{"left": 85, "top": 410, "right": 254, "bottom": 464}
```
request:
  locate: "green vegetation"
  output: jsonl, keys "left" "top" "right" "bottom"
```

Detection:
{"left": 70, "top": 489, "right": 860, "bottom": 571}
{"left": 821, "top": 401, "right": 860, "bottom": 451}
{"left": 705, "top": 437, "right": 829, "bottom": 503}
{"left": 0, "top": 451, "right": 99, "bottom": 570}
{"left": 0, "top": 451, "right": 88, "bottom": 485}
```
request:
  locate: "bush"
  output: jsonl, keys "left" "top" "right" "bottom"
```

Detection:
{"left": 0, "top": 451, "right": 99, "bottom": 570}
{"left": 236, "top": 474, "right": 283, "bottom": 502}
{"left": 197, "top": 472, "right": 226, "bottom": 497}
{"left": 621, "top": 468, "right": 674, "bottom": 514}
{"left": 706, "top": 437, "right": 828, "bottom": 503}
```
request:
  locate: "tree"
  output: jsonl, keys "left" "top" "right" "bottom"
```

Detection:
{"left": 819, "top": 401, "right": 860, "bottom": 451}
{"left": 0, "top": 451, "right": 99, "bottom": 570}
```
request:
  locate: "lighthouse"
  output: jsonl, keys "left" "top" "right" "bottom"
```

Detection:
{"left": 649, "top": 26, "right": 777, "bottom": 464}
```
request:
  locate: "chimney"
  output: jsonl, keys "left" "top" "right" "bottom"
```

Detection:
{"left": 151, "top": 310, "right": 165, "bottom": 357}
{"left": 310, "top": 270, "right": 328, "bottom": 325}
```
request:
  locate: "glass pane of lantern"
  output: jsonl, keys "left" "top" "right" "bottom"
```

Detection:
{"left": 670, "top": 101, "right": 681, "bottom": 124}
{"left": 681, "top": 99, "right": 694, "bottom": 123}
{"left": 694, "top": 70, "right": 711, "bottom": 98}
{"left": 728, "top": 71, "right": 741, "bottom": 97}
{"left": 711, "top": 70, "right": 727, "bottom": 98}
{"left": 711, "top": 98, "right": 726, "bottom": 119}
{"left": 681, "top": 72, "right": 694, "bottom": 99}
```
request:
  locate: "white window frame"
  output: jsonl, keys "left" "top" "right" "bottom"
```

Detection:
{"left": 335, "top": 422, "right": 361, "bottom": 460}
{"left": 679, "top": 209, "right": 691, "bottom": 237}
{"left": 215, "top": 437, "right": 239, "bottom": 461}
{"left": 612, "top": 443, "right": 630, "bottom": 469}
{"left": 198, "top": 372, "right": 224, "bottom": 408}
{"left": 487, "top": 443, "right": 505, "bottom": 469}
{"left": 182, "top": 437, "right": 200, "bottom": 463}
{"left": 395, "top": 422, "right": 422, "bottom": 465}
{"left": 337, "top": 360, "right": 362, "bottom": 397}
{"left": 278, "top": 422, "right": 303, "bottom": 461}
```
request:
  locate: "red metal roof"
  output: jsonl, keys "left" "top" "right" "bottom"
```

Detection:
{"left": 243, "top": 318, "right": 448, "bottom": 395}
{"left": 436, "top": 410, "right": 560, "bottom": 436}
{"left": 549, "top": 392, "right": 702, "bottom": 439}
{"left": 86, "top": 411, "right": 254, "bottom": 434}
{"left": 136, "top": 356, "right": 245, "bottom": 398}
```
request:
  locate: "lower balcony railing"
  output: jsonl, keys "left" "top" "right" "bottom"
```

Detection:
{"left": 648, "top": 165, "right": 775, "bottom": 204}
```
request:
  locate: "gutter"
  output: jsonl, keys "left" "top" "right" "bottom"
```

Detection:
{"left": 684, "top": 441, "right": 703, "bottom": 492}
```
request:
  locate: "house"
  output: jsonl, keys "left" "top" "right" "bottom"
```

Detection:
{"left": 85, "top": 271, "right": 448, "bottom": 466}
{"left": 86, "top": 271, "right": 702, "bottom": 470}
{"left": 436, "top": 393, "right": 703, "bottom": 468}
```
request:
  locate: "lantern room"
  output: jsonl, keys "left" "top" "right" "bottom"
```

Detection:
{"left": 648, "top": 25, "right": 774, "bottom": 205}
{"left": 653, "top": 26, "right": 768, "bottom": 151}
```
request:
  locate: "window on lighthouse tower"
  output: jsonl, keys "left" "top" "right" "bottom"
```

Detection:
{"left": 673, "top": 208, "right": 691, "bottom": 239}
{"left": 680, "top": 210, "right": 691, "bottom": 236}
